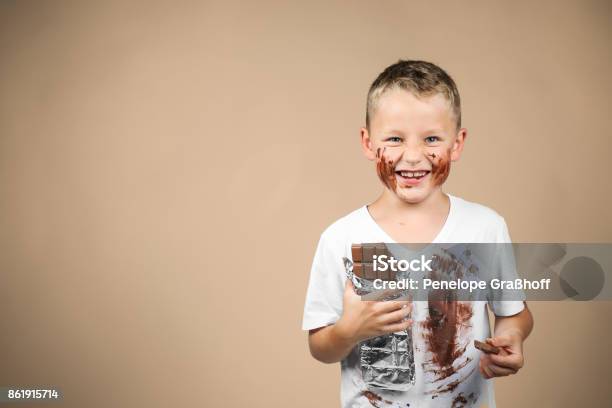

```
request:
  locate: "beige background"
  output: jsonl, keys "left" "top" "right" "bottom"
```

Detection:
{"left": 1, "top": 1, "right": 611, "bottom": 407}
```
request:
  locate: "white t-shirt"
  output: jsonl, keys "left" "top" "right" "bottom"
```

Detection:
{"left": 302, "top": 194, "right": 525, "bottom": 408}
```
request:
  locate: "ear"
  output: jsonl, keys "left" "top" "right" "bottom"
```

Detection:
{"left": 450, "top": 127, "right": 467, "bottom": 162}
{"left": 360, "top": 127, "right": 377, "bottom": 161}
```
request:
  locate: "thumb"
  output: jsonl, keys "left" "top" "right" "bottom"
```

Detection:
{"left": 345, "top": 278, "right": 356, "bottom": 293}
{"left": 344, "top": 279, "right": 361, "bottom": 300}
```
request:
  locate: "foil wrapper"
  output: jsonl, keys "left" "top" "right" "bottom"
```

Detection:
{"left": 342, "top": 256, "right": 416, "bottom": 391}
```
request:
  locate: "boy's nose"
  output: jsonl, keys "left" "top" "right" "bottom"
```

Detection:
{"left": 399, "top": 147, "right": 424, "bottom": 166}
{"left": 402, "top": 158, "right": 421, "bottom": 166}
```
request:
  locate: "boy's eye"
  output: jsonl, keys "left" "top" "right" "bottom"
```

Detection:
{"left": 425, "top": 136, "right": 440, "bottom": 143}
{"left": 386, "top": 136, "right": 402, "bottom": 143}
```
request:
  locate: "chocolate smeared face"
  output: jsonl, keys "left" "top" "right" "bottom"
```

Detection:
{"left": 366, "top": 89, "right": 465, "bottom": 203}
{"left": 376, "top": 147, "right": 398, "bottom": 191}
{"left": 374, "top": 145, "right": 453, "bottom": 204}
{"left": 426, "top": 149, "right": 452, "bottom": 186}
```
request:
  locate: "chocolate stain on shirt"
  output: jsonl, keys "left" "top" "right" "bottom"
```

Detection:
{"left": 429, "top": 366, "right": 477, "bottom": 394}
{"left": 451, "top": 391, "right": 477, "bottom": 408}
{"left": 451, "top": 393, "right": 468, "bottom": 407}
{"left": 431, "top": 251, "right": 468, "bottom": 280}
{"left": 362, "top": 390, "right": 392, "bottom": 407}
{"left": 422, "top": 294, "right": 473, "bottom": 380}
{"left": 421, "top": 251, "right": 475, "bottom": 392}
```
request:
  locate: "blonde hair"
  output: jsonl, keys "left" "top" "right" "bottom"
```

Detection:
{"left": 366, "top": 60, "right": 461, "bottom": 131}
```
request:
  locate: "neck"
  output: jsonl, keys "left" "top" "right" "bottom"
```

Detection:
{"left": 370, "top": 188, "right": 449, "bottom": 217}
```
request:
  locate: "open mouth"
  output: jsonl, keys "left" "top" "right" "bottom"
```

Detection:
{"left": 394, "top": 170, "right": 430, "bottom": 186}
{"left": 395, "top": 170, "right": 430, "bottom": 180}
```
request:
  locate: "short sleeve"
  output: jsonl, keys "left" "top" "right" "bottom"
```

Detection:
{"left": 301, "top": 231, "right": 346, "bottom": 331}
{"left": 487, "top": 216, "right": 526, "bottom": 317}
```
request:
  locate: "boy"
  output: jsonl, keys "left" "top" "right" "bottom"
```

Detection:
{"left": 302, "top": 60, "right": 534, "bottom": 407}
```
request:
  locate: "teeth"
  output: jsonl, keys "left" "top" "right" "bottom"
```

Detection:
{"left": 399, "top": 171, "right": 428, "bottom": 178}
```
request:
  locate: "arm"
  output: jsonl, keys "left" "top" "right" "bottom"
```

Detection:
{"left": 308, "top": 324, "right": 356, "bottom": 364}
{"left": 308, "top": 280, "right": 412, "bottom": 364}
{"left": 494, "top": 301, "right": 533, "bottom": 340}
{"left": 479, "top": 302, "right": 534, "bottom": 378}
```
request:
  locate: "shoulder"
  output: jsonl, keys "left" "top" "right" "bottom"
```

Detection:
{"left": 319, "top": 206, "right": 369, "bottom": 242}
{"left": 452, "top": 195, "right": 506, "bottom": 224}
{"left": 450, "top": 195, "right": 509, "bottom": 238}
{"left": 309, "top": 206, "right": 368, "bottom": 260}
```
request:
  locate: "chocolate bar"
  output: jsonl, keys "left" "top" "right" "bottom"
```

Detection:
{"left": 474, "top": 339, "right": 500, "bottom": 355}
{"left": 350, "top": 243, "right": 397, "bottom": 281}
{"left": 345, "top": 243, "right": 415, "bottom": 391}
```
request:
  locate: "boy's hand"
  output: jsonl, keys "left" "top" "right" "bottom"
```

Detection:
{"left": 478, "top": 331, "right": 524, "bottom": 379}
{"left": 334, "top": 280, "right": 412, "bottom": 344}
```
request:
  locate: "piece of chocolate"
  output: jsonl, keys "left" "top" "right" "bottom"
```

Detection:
{"left": 364, "top": 263, "right": 376, "bottom": 280}
{"left": 374, "top": 243, "right": 388, "bottom": 257}
{"left": 363, "top": 243, "right": 376, "bottom": 263}
{"left": 474, "top": 339, "right": 500, "bottom": 355}
{"left": 351, "top": 244, "right": 363, "bottom": 263}
{"left": 353, "top": 263, "right": 364, "bottom": 278}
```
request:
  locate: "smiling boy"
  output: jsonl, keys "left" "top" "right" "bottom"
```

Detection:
{"left": 302, "top": 60, "right": 534, "bottom": 407}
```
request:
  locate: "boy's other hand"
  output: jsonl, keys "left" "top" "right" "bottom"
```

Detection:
{"left": 478, "top": 331, "right": 524, "bottom": 379}
{"left": 334, "top": 280, "right": 412, "bottom": 344}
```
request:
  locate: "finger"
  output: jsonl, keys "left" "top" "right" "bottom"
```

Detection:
{"left": 369, "top": 287, "right": 405, "bottom": 301}
{"left": 478, "top": 359, "right": 489, "bottom": 379}
{"left": 480, "top": 354, "right": 492, "bottom": 366}
{"left": 487, "top": 336, "right": 513, "bottom": 348}
{"left": 480, "top": 361, "right": 492, "bottom": 379}
{"left": 362, "top": 288, "right": 396, "bottom": 301}
{"left": 376, "top": 300, "right": 411, "bottom": 314}
{"left": 478, "top": 364, "right": 487, "bottom": 379}
{"left": 393, "top": 291, "right": 412, "bottom": 302}
{"left": 481, "top": 364, "right": 494, "bottom": 379}
{"left": 486, "top": 363, "right": 518, "bottom": 377}
{"left": 490, "top": 353, "right": 523, "bottom": 370}
{"left": 382, "top": 319, "right": 412, "bottom": 334}
{"left": 379, "top": 305, "right": 412, "bottom": 325}
{"left": 485, "top": 338, "right": 514, "bottom": 358}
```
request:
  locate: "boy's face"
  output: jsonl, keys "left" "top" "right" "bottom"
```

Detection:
{"left": 361, "top": 89, "right": 467, "bottom": 204}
